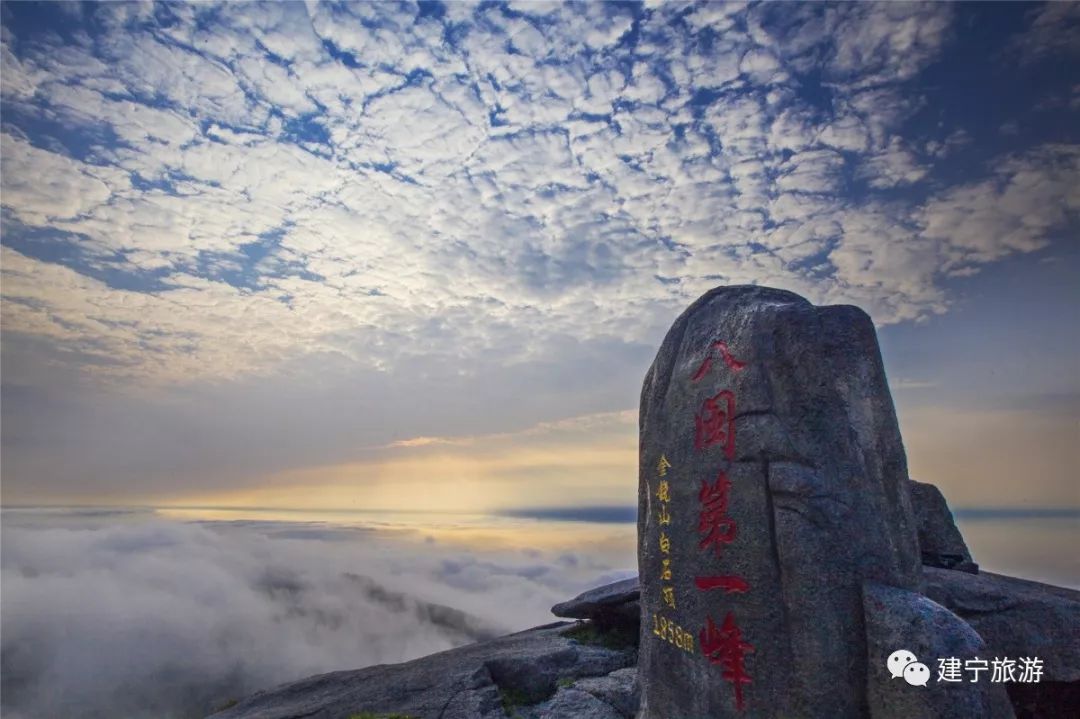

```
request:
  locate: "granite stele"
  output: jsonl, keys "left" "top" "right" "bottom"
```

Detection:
{"left": 636, "top": 286, "right": 1011, "bottom": 718}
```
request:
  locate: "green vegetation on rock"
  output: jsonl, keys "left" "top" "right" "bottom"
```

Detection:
{"left": 498, "top": 686, "right": 532, "bottom": 717}
{"left": 560, "top": 620, "right": 637, "bottom": 650}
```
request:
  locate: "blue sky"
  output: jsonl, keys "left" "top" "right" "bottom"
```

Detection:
{"left": 1, "top": 1, "right": 1077, "bottom": 511}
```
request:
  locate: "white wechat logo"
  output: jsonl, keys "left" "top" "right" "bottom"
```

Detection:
{"left": 904, "top": 662, "right": 931, "bottom": 687}
{"left": 887, "top": 649, "right": 928, "bottom": 687}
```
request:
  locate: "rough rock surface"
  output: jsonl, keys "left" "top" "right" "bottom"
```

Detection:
{"left": 909, "top": 480, "right": 978, "bottom": 572}
{"left": 571, "top": 667, "right": 639, "bottom": 717}
{"left": 923, "top": 567, "right": 1080, "bottom": 682}
{"left": 207, "top": 622, "right": 634, "bottom": 719}
{"left": 863, "top": 581, "right": 1014, "bottom": 718}
{"left": 637, "top": 286, "right": 921, "bottom": 718}
{"left": 551, "top": 577, "right": 640, "bottom": 628}
{"left": 545, "top": 569, "right": 1080, "bottom": 718}
{"left": 515, "top": 687, "right": 623, "bottom": 719}
{"left": 924, "top": 568, "right": 1080, "bottom": 718}
{"left": 206, "top": 554, "right": 1078, "bottom": 719}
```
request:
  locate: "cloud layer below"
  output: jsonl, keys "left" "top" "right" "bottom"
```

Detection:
{"left": 2, "top": 505, "right": 1074, "bottom": 719}
{"left": 0, "top": 507, "right": 635, "bottom": 719}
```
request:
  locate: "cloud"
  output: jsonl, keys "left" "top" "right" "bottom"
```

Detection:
{"left": 1, "top": 0, "right": 1068, "bottom": 390}
{"left": 1006, "top": 2, "right": 1080, "bottom": 65}
{"left": 920, "top": 145, "right": 1080, "bottom": 268}
{"left": 0, "top": 133, "right": 121, "bottom": 224}
{"left": 857, "top": 138, "right": 928, "bottom": 189}
{"left": 0, "top": 508, "right": 635, "bottom": 719}
{"left": 165, "top": 409, "right": 639, "bottom": 513}
{"left": 1, "top": 1, "right": 1077, "bottom": 505}
{"left": 0, "top": 338, "right": 643, "bottom": 505}
{"left": 820, "top": 3, "right": 954, "bottom": 87}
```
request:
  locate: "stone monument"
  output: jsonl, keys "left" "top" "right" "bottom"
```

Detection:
{"left": 636, "top": 286, "right": 1006, "bottom": 717}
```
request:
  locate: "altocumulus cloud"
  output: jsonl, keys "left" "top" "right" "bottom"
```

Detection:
{"left": 0, "top": 509, "right": 634, "bottom": 718}
{"left": 1, "top": 3, "right": 1078, "bottom": 713}
{"left": 2, "top": 1, "right": 1078, "bottom": 388}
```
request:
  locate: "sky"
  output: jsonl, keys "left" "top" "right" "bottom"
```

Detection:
{"left": 1, "top": 1, "right": 1078, "bottom": 513}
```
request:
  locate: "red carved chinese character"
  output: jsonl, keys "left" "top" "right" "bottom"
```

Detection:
{"left": 694, "top": 576, "right": 750, "bottom": 594}
{"left": 691, "top": 357, "right": 714, "bottom": 383}
{"left": 691, "top": 341, "right": 746, "bottom": 382}
{"left": 698, "top": 471, "right": 736, "bottom": 553}
{"left": 700, "top": 612, "right": 753, "bottom": 711}
{"left": 694, "top": 390, "right": 735, "bottom": 459}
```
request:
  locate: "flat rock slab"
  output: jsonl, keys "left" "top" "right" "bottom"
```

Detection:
{"left": 206, "top": 622, "right": 634, "bottom": 719}
{"left": 552, "top": 577, "right": 641, "bottom": 625}
{"left": 637, "top": 286, "right": 921, "bottom": 718}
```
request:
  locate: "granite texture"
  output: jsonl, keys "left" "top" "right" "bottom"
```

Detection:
{"left": 637, "top": 286, "right": 920, "bottom": 718}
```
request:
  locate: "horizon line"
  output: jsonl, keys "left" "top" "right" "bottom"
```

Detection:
{"left": 2, "top": 503, "right": 1078, "bottom": 523}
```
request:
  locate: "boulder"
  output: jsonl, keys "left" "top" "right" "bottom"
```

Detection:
{"left": 515, "top": 666, "right": 638, "bottom": 719}
{"left": 863, "top": 581, "right": 1014, "bottom": 718}
{"left": 637, "top": 286, "right": 921, "bottom": 718}
{"left": 551, "top": 577, "right": 640, "bottom": 628}
{"left": 909, "top": 480, "right": 978, "bottom": 573}
{"left": 209, "top": 564, "right": 1078, "bottom": 718}
{"left": 1004, "top": 681, "right": 1080, "bottom": 719}
{"left": 923, "top": 566, "right": 1080, "bottom": 718}
{"left": 550, "top": 566, "right": 1079, "bottom": 718}
{"left": 922, "top": 568, "right": 1080, "bottom": 682}
{"left": 515, "top": 687, "right": 624, "bottom": 719}
{"left": 572, "top": 667, "right": 639, "bottom": 717}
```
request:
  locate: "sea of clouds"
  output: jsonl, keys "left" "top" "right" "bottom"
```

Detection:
{"left": 0, "top": 508, "right": 635, "bottom": 719}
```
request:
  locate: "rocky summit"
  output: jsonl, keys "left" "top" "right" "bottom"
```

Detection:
{"left": 207, "top": 479, "right": 1078, "bottom": 719}
{"left": 209, "top": 286, "right": 1079, "bottom": 719}
{"left": 207, "top": 621, "right": 638, "bottom": 719}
